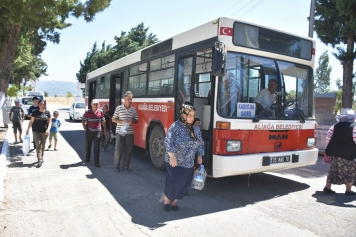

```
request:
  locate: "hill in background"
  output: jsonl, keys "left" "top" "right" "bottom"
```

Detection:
{"left": 35, "top": 80, "right": 77, "bottom": 97}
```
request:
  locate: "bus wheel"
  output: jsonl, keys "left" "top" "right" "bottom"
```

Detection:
{"left": 149, "top": 126, "right": 166, "bottom": 170}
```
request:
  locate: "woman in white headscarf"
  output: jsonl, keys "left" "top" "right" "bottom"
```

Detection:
{"left": 324, "top": 110, "right": 356, "bottom": 195}
{"left": 163, "top": 103, "right": 204, "bottom": 211}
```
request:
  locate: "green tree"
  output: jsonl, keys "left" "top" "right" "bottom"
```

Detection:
{"left": 7, "top": 84, "right": 18, "bottom": 97}
{"left": 76, "top": 41, "right": 115, "bottom": 83}
{"left": 314, "top": 0, "right": 356, "bottom": 108}
{"left": 76, "top": 23, "right": 159, "bottom": 83}
{"left": 10, "top": 35, "right": 48, "bottom": 87}
{"left": 314, "top": 50, "right": 332, "bottom": 93}
{"left": 0, "top": 0, "right": 112, "bottom": 93}
{"left": 333, "top": 78, "right": 356, "bottom": 112}
{"left": 66, "top": 91, "right": 73, "bottom": 103}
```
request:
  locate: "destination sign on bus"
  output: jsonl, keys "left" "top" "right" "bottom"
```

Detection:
{"left": 138, "top": 103, "right": 168, "bottom": 112}
{"left": 237, "top": 103, "right": 255, "bottom": 118}
{"left": 254, "top": 123, "right": 303, "bottom": 130}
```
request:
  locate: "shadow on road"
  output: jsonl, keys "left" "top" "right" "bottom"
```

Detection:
{"left": 312, "top": 191, "right": 356, "bottom": 208}
{"left": 7, "top": 143, "right": 38, "bottom": 168}
{"left": 60, "top": 130, "right": 311, "bottom": 229}
{"left": 267, "top": 156, "right": 329, "bottom": 179}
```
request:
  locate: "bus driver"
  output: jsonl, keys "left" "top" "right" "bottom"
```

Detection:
{"left": 254, "top": 79, "right": 277, "bottom": 113}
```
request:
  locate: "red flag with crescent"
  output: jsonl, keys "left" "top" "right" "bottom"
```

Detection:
{"left": 220, "top": 27, "right": 233, "bottom": 36}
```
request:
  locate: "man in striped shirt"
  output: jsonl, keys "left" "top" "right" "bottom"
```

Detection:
{"left": 112, "top": 91, "right": 139, "bottom": 172}
{"left": 82, "top": 99, "right": 106, "bottom": 168}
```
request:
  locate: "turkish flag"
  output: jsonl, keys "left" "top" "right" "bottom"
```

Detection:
{"left": 220, "top": 27, "right": 233, "bottom": 36}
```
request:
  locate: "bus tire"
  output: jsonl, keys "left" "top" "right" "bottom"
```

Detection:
{"left": 149, "top": 126, "right": 166, "bottom": 170}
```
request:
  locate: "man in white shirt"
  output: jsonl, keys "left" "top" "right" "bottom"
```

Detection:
{"left": 254, "top": 79, "right": 277, "bottom": 112}
{"left": 112, "top": 91, "right": 139, "bottom": 173}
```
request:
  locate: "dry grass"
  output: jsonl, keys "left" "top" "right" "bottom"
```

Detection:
{"left": 45, "top": 97, "right": 76, "bottom": 106}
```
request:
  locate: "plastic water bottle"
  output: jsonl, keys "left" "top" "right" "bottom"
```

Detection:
{"left": 119, "top": 123, "right": 128, "bottom": 136}
{"left": 22, "top": 135, "right": 30, "bottom": 156}
{"left": 191, "top": 164, "right": 207, "bottom": 190}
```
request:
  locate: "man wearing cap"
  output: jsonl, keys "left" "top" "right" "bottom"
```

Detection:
{"left": 9, "top": 98, "right": 25, "bottom": 143}
{"left": 28, "top": 96, "right": 39, "bottom": 149}
{"left": 82, "top": 99, "right": 106, "bottom": 168}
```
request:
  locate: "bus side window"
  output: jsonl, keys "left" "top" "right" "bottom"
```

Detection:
{"left": 160, "top": 84, "right": 173, "bottom": 95}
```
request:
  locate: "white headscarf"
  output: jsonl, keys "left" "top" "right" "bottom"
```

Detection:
{"left": 335, "top": 109, "right": 355, "bottom": 123}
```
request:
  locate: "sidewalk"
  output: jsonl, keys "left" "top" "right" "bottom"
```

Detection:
{"left": 0, "top": 128, "right": 10, "bottom": 203}
{"left": 0, "top": 121, "right": 145, "bottom": 236}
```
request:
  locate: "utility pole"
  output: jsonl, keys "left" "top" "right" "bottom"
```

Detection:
{"left": 309, "top": 0, "right": 316, "bottom": 38}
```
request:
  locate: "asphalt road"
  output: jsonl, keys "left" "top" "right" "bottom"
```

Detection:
{"left": 0, "top": 104, "right": 355, "bottom": 237}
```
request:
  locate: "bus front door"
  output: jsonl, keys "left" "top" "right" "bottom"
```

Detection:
{"left": 110, "top": 72, "right": 123, "bottom": 134}
{"left": 176, "top": 56, "right": 194, "bottom": 120}
{"left": 88, "top": 80, "right": 96, "bottom": 109}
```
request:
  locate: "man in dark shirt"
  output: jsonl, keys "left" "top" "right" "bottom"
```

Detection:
{"left": 28, "top": 96, "right": 39, "bottom": 117}
{"left": 9, "top": 98, "right": 24, "bottom": 143}
{"left": 28, "top": 96, "right": 39, "bottom": 149}
{"left": 82, "top": 99, "right": 106, "bottom": 168}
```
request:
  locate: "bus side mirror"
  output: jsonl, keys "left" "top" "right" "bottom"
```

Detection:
{"left": 212, "top": 42, "right": 226, "bottom": 77}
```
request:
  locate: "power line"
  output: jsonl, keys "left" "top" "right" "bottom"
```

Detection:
{"left": 221, "top": 0, "right": 243, "bottom": 16}
{"left": 232, "top": 0, "right": 254, "bottom": 16}
{"left": 239, "top": 0, "right": 265, "bottom": 18}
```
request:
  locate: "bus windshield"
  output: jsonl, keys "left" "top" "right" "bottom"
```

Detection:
{"left": 217, "top": 52, "right": 314, "bottom": 120}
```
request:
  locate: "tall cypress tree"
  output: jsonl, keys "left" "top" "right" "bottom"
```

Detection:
{"left": 314, "top": 0, "right": 356, "bottom": 108}
{"left": 314, "top": 50, "right": 332, "bottom": 93}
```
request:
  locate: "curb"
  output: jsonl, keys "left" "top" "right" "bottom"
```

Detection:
{"left": 0, "top": 127, "right": 11, "bottom": 202}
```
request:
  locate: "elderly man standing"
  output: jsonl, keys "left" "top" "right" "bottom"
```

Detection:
{"left": 112, "top": 91, "right": 139, "bottom": 173}
{"left": 82, "top": 99, "right": 106, "bottom": 168}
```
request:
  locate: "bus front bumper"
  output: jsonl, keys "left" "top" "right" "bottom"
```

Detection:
{"left": 212, "top": 148, "right": 318, "bottom": 178}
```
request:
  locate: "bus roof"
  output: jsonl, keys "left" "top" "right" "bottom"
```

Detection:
{"left": 87, "top": 17, "right": 315, "bottom": 80}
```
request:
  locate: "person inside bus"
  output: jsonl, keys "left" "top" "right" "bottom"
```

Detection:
{"left": 207, "top": 90, "right": 211, "bottom": 105}
{"left": 221, "top": 72, "right": 240, "bottom": 116}
{"left": 254, "top": 78, "right": 278, "bottom": 115}
{"left": 163, "top": 102, "right": 204, "bottom": 212}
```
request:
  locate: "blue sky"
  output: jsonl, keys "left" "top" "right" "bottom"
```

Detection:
{"left": 38, "top": 0, "right": 343, "bottom": 89}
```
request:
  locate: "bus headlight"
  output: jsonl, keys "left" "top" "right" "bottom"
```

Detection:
{"left": 226, "top": 140, "right": 241, "bottom": 152}
{"left": 307, "top": 137, "right": 316, "bottom": 147}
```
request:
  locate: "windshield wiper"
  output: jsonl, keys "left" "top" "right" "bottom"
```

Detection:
{"left": 253, "top": 91, "right": 281, "bottom": 122}
{"left": 286, "top": 93, "right": 305, "bottom": 123}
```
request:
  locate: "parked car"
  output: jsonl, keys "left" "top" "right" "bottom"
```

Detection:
{"left": 21, "top": 97, "right": 34, "bottom": 118}
{"left": 69, "top": 102, "right": 85, "bottom": 121}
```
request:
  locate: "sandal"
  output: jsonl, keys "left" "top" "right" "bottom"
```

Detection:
{"left": 171, "top": 205, "right": 179, "bottom": 211}
{"left": 323, "top": 187, "right": 335, "bottom": 194}
{"left": 345, "top": 190, "right": 356, "bottom": 196}
{"left": 163, "top": 204, "right": 170, "bottom": 212}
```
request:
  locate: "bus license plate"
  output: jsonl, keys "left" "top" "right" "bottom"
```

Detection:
{"left": 270, "top": 156, "right": 290, "bottom": 164}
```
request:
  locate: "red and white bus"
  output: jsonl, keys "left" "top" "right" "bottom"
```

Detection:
{"left": 85, "top": 17, "right": 318, "bottom": 178}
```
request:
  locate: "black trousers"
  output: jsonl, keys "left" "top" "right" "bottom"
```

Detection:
{"left": 85, "top": 130, "right": 101, "bottom": 165}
